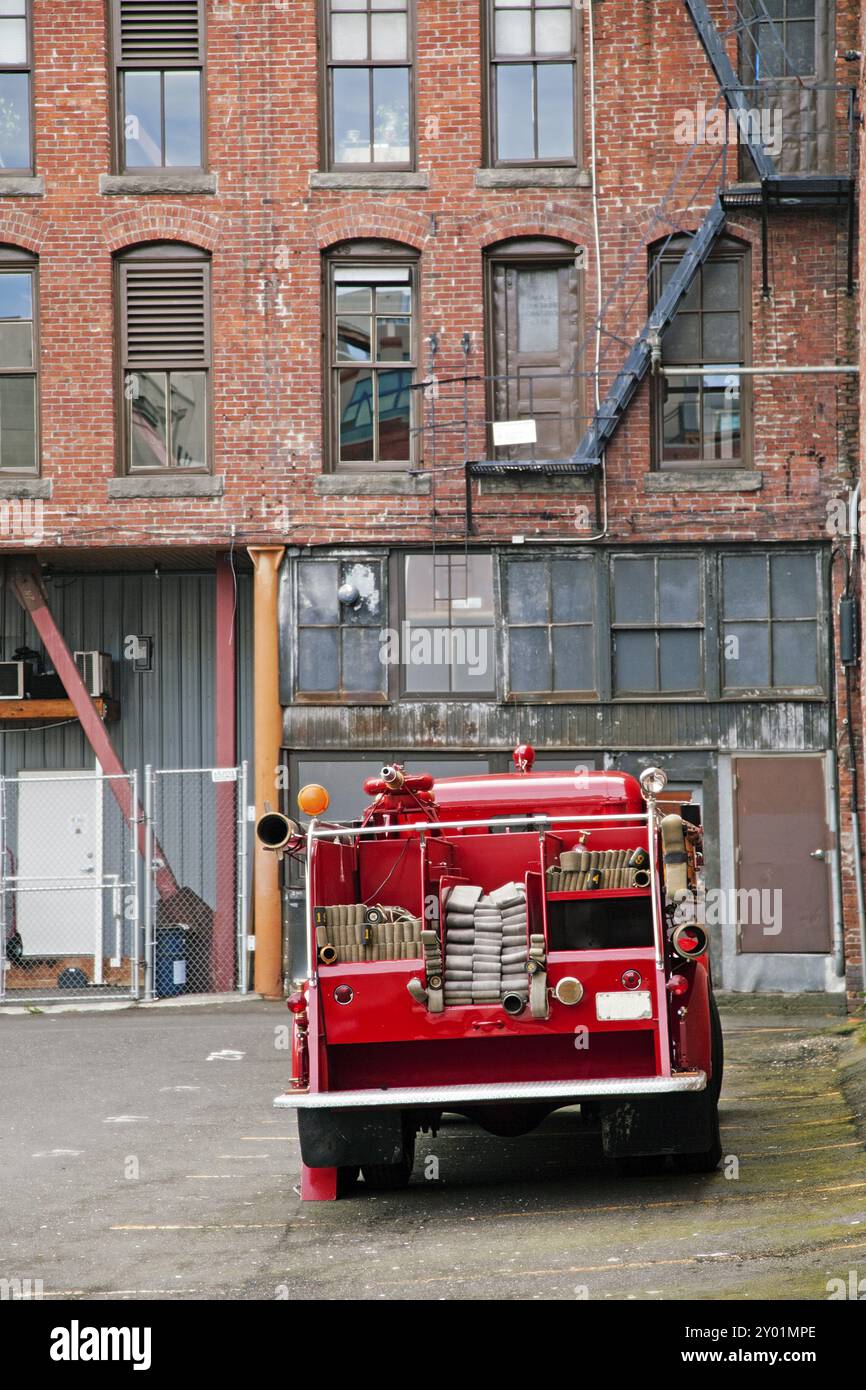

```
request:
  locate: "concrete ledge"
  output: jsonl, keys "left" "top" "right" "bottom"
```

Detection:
{"left": 99, "top": 172, "right": 218, "bottom": 196}
{"left": 0, "top": 477, "right": 51, "bottom": 498}
{"left": 479, "top": 474, "right": 594, "bottom": 495}
{"left": 310, "top": 170, "right": 430, "bottom": 191}
{"left": 315, "top": 471, "right": 432, "bottom": 496}
{"left": 108, "top": 473, "right": 225, "bottom": 499}
{"left": 0, "top": 175, "right": 44, "bottom": 197}
{"left": 475, "top": 166, "right": 591, "bottom": 189}
{"left": 644, "top": 469, "right": 763, "bottom": 493}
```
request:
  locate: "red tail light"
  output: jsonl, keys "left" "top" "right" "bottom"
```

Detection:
{"left": 667, "top": 973, "right": 689, "bottom": 996}
{"left": 672, "top": 923, "right": 708, "bottom": 959}
{"left": 287, "top": 991, "right": 307, "bottom": 1014}
{"left": 333, "top": 984, "right": 354, "bottom": 1005}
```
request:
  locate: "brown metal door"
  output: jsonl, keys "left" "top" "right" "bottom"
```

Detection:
{"left": 490, "top": 260, "right": 580, "bottom": 459}
{"left": 733, "top": 756, "right": 831, "bottom": 954}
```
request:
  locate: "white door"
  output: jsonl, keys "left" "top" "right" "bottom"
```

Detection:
{"left": 16, "top": 771, "right": 103, "bottom": 972}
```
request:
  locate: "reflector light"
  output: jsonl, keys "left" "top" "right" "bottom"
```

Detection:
{"left": 553, "top": 976, "right": 584, "bottom": 1006}
{"left": 333, "top": 984, "right": 354, "bottom": 1005}
{"left": 298, "top": 783, "right": 330, "bottom": 816}
{"left": 287, "top": 991, "right": 307, "bottom": 1014}
{"left": 672, "top": 923, "right": 708, "bottom": 959}
{"left": 667, "top": 974, "right": 689, "bottom": 996}
{"left": 621, "top": 969, "right": 642, "bottom": 991}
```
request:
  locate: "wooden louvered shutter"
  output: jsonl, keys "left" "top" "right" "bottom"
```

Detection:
{"left": 116, "top": 0, "right": 203, "bottom": 66}
{"left": 122, "top": 260, "right": 210, "bottom": 369}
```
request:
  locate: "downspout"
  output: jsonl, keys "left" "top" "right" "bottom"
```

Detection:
{"left": 846, "top": 484, "right": 866, "bottom": 987}
{"left": 248, "top": 545, "right": 285, "bottom": 998}
{"left": 826, "top": 552, "right": 845, "bottom": 977}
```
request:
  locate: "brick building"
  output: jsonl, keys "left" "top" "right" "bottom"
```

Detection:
{"left": 0, "top": 1, "right": 860, "bottom": 1001}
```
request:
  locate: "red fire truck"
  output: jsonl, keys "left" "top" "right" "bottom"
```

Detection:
{"left": 258, "top": 746, "right": 722, "bottom": 1200}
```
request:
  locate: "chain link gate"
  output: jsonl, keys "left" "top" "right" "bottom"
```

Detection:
{"left": 144, "top": 765, "right": 249, "bottom": 1000}
{"left": 0, "top": 771, "right": 140, "bottom": 1003}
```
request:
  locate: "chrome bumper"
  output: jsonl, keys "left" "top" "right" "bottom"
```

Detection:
{"left": 274, "top": 1073, "right": 707, "bottom": 1110}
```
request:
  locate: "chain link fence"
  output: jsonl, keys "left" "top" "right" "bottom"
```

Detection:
{"left": 0, "top": 763, "right": 249, "bottom": 1004}
{"left": 0, "top": 771, "right": 140, "bottom": 1002}
{"left": 145, "top": 765, "right": 249, "bottom": 1000}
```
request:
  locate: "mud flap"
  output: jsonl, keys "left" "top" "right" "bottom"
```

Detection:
{"left": 599, "top": 1092, "right": 715, "bottom": 1158}
{"left": 298, "top": 1107, "right": 408, "bottom": 1168}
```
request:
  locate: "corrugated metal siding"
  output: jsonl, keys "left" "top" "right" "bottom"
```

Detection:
{"left": 282, "top": 699, "right": 829, "bottom": 754}
{"left": 0, "top": 572, "right": 252, "bottom": 776}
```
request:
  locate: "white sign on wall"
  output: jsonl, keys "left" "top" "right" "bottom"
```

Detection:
{"left": 492, "top": 419, "right": 537, "bottom": 447}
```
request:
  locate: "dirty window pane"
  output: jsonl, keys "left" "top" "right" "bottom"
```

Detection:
{"left": 662, "top": 312, "right": 700, "bottom": 362}
{"left": 342, "top": 628, "right": 383, "bottom": 692}
{"left": 723, "top": 555, "right": 768, "bottom": 619}
{"left": 658, "top": 556, "right": 701, "bottom": 623}
{"left": 613, "top": 557, "right": 654, "bottom": 624}
{"left": 298, "top": 562, "right": 340, "bottom": 625}
{"left": 298, "top": 628, "right": 340, "bottom": 692}
{"left": 509, "top": 626, "right": 550, "bottom": 692}
{"left": 702, "top": 312, "right": 741, "bottom": 363}
{"left": 517, "top": 269, "right": 559, "bottom": 353}
{"left": 551, "top": 558, "right": 592, "bottom": 622}
{"left": 660, "top": 630, "right": 701, "bottom": 691}
{"left": 535, "top": 8, "right": 572, "bottom": 54}
{"left": 770, "top": 552, "right": 817, "bottom": 619}
{"left": 702, "top": 260, "right": 739, "bottom": 311}
{"left": 614, "top": 630, "right": 656, "bottom": 692}
{"left": 340, "top": 562, "right": 382, "bottom": 625}
{"left": 552, "top": 625, "right": 594, "bottom": 691}
{"left": 723, "top": 623, "right": 770, "bottom": 687}
{"left": 506, "top": 560, "right": 548, "bottom": 623}
{"left": 773, "top": 622, "right": 818, "bottom": 686}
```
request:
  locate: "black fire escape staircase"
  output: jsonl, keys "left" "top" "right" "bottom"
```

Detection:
{"left": 684, "top": 0, "right": 856, "bottom": 297}
{"left": 466, "top": 0, "right": 855, "bottom": 521}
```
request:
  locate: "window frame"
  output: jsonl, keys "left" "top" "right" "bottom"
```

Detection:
{"left": 110, "top": 0, "right": 208, "bottom": 175}
{"left": 749, "top": 0, "right": 818, "bottom": 81}
{"left": 502, "top": 554, "right": 598, "bottom": 700}
{"left": 650, "top": 236, "right": 753, "bottom": 471}
{"left": 719, "top": 548, "right": 825, "bottom": 697}
{"left": 610, "top": 552, "right": 707, "bottom": 698}
{"left": 0, "top": 0, "right": 34, "bottom": 177}
{"left": 0, "top": 244, "right": 39, "bottom": 476}
{"left": 395, "top": 550, "right": 498, "bottom": 700}
{"left": 483, "top": 0, "right": 582, "bottom": 168}
{"left": 293, "top": 555, "right": 389, "bottom": 704}
{"left": 114, "top": 240, "right": 213, "bottom": 477}
{"left": 320, "top": 0, "right": 416, "bottom": 172}
{"left": 323, "top": 239, "right": 420, "bottom": 474}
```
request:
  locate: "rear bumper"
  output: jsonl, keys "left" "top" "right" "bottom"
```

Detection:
{"left": 274, "top": 1072, "right": 706, "bottom": 1110}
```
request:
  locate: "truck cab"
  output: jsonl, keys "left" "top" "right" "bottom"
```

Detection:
{"left": 259, "top": 745, "right": 722, "bottom": 1200}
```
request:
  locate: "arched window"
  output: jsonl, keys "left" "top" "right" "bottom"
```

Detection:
{"left": 649, "top": 235, "right": 751, "bottom": 469}
{"left": 324, "top": 239, "right": 418, "bottom": 472}
{"left": 115, "top": 241, "right": 211, "bottom": 474}
{"left": 0, "top": 244, "right": 38, "bottom": 474}
{"left": 485, "top": 237, "right": 584, "bottom": 460}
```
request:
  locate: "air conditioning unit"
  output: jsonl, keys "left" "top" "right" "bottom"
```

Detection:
{"left": 0, "top": 661, "right": 25, "bottom": 699}
{"left": 74, "top": 650, "right": 113, "bottom": 699}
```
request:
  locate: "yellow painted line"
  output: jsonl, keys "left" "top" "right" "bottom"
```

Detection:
{"left": 739, "top": 1141, "right": 862, "bottom": 1157}
{"left": 382, "top": 1237, "right": 866, "bottom": 1288}
{"left": 111, "top": 1222, "right": 286, "bottom": 1232}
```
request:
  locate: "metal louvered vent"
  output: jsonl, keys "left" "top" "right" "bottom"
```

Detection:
{"left": 124, "top": 264, "right": 208, "bottom": 367}
{"left": 119, "top": 0, "right": 202, "bottom": 64}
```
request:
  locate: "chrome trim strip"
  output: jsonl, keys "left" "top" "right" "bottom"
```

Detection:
{"left": 274, "top": 1072, "right": 707, "bottom": 1110}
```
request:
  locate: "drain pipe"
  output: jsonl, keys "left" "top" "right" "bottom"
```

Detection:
{"left": 846, "top": 484, "right": 866, "bottom": 987}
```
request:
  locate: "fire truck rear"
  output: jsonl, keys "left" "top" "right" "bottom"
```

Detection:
{"left": 258, "top": 745, "right": 722, "bottom": 1200}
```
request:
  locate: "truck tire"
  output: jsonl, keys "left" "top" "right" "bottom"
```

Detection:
{"left": 670, "top": 1090, "right": 722, "bottom": 1173}
{"left": 360, "top": 1132, "right": 416, "bottom": 1191}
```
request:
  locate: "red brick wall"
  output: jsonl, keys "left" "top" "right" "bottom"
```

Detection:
{"left": 0, "top": 0, "right": 851, "bottom": 554}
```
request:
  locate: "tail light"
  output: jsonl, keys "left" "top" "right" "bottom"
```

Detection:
{"left": 287, "top": 991, "right": 307, "bottom": 1015}
{"left": 666, "top": 973, "right": 689, "bottom": 996}
{"left": 672, "top": 923, "right": 708, "bottom": 960}
{"left": 333, "top": 984, "right": 354, "bottom": 1005}
{"left": 621, "top": 969, "right": 642, "bottom": 990}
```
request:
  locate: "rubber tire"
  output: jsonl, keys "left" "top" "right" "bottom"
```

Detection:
{"left": 708, "top": 990, "right": 724, "bottom": 1101}
{"left": 670, "top": 1091, "right": 722, "bottom": 1173}
{"left": 360, "top": 1133, "right": 416, "bottom": 1192}
{"left": 336, "top": 1165, "right": 359, "bottom": 1196}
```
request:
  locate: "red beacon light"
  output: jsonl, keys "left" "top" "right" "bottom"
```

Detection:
{"left": 513, "top": 743, "right": 535, "bottom": 773}
{"left": 286, "top": 991, "right": 307, "bottom": 1015}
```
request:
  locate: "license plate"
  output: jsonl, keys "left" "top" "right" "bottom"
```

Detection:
{"left": 595, "top": 990, "right": 653, "bottom": 1021}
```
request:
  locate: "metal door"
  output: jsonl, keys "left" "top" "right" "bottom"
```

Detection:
{"left": 733, "top": 755, "right": 831, "bottom": 953}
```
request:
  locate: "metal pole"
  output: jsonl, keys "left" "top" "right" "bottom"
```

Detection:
{"left": 131, "top": 768, "right": 141, "bottom": 999}
{"left": 143, "top": 764, "right": 154, "bottom": 1001}
{"left": 661, "top": 364, "right": 858, "bottom": 376}
{"left": 238, "top": 759, "right": 249, "bottom": 994}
